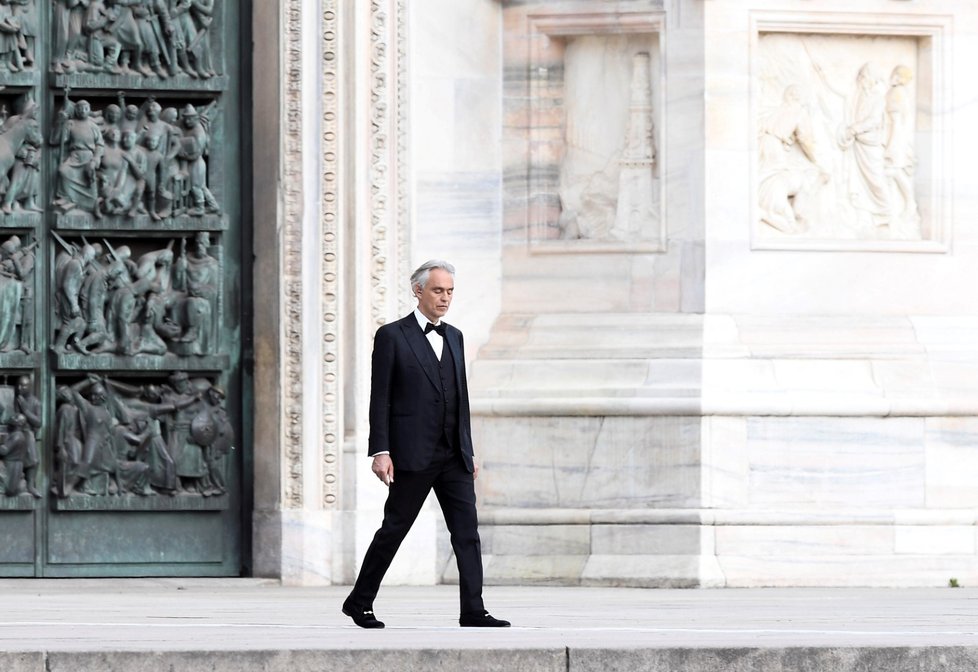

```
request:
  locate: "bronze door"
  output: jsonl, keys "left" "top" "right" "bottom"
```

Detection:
{"left": 0, "top": 0, "right": 248, "bottom": 576}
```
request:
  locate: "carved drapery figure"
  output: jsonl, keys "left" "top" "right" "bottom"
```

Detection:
{"left": 53, "top": 238, "right": 94, "bottom": 351}
{"left": 160, "top": 370, "right": 205, "bottom": 492}
{"left": 177, "top": 102, "right": 219, "bottom": 215}
{"left": 0, "top": 234, "right": 34, "bottom": 352}
{"left": 0, "top": 412, "right": 40, "bottom": 497}
{"left": 884, "top": 65, "right": 921, "bottom": 237}
{"left": 0, "top": 0, "right": 25, "bottom": 72}
{"left": 0, "top": 99, "right": 43, "bottom": 213}
{"left": 51, "top": 97, "right": 104, "bottom": 213}
{"left": 758, "top": 85, "right": 829, "bottom": 234}
{"left": 0, "top": 375, "right": 42, "bottom": 497}
{"left": 7, "top": 0, "right": 35, "bottom": 69}
{"left": 53, "top": 0, "right": 89, "bottom": 74}
{"left": 172, "top": 231, "right": 217, "bottom": 354}
{"left": 66, "top": 376, "right": 123, "bottom": 496}
{"left": 838, "top": 63, "right": 891, "bottom": 228}
{"left": 2, "top": 133, "right": 41, "bottom": 213}
{"left": 53, "top": 384, "right": 83, "bottom": 496}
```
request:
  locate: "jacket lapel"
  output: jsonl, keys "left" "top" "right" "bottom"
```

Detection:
{"left": 444, "top": 326, "right": 463, "bottom": 387}
{"left": 399, "top": 315, "right": 440, "bottom": 389}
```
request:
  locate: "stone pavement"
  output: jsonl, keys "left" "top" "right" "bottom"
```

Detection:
{"left": 0, "top": 580, "right": 976, "bottom": 670}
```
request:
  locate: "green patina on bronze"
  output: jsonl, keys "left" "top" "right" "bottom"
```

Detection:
{"left": 0, "top": 0, "right": 245, "bottom": 577}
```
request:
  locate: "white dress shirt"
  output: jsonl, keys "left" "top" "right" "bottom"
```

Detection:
{"left": 414, "top": 308, "right": 443, "bottom": 360}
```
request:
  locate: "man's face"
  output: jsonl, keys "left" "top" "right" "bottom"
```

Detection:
{"left": 415, "top": 268, "right": 453, "bottom": 323}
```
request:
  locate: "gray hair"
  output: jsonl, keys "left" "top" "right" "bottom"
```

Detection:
{"left": 410, "top": 259, "right": 455, "bottom": 292}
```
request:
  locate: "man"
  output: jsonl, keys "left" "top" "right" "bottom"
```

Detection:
{"left": 342, "top": 260, "right": 509, "bottom": 629}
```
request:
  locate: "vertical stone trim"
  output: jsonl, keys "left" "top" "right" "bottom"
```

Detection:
{"left": 395, "top": 0, "right": 412, "bottom": 317}
{"left": 321, "top": 1, "right": 341, "bottom": 509}
{"left": 369, "top": 0, "right": 401, "bottom": 327}
{"left": 283, "top": 0, "right": 304, "bottom": 508}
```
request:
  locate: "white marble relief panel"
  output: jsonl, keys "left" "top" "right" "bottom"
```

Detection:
{"left": 753, "top": 29, "right": 944, "bottom": 251}
{"left": 528, "top": 15, "right": 665, "bottom": 253}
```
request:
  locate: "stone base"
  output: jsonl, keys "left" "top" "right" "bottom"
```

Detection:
{"left": 252, "top": 509, "right": 335, "bottom": 585}
{"left": 474, "top": 509, "right": 978, "bottom": 588}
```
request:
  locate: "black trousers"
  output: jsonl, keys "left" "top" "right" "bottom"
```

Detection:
{"left": 348, "top": 438, "right": 484, "bottom": 615}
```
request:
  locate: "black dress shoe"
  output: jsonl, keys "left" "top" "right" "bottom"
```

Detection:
{"left": 459, "top": 610, "right": 510, "bottom": 627}
{"left": 342, "top": 598, "right": 385, "bottom": 629}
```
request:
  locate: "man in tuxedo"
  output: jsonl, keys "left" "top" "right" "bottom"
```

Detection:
{"left": 342, "top": 260, "right": 509, "bottom": 629}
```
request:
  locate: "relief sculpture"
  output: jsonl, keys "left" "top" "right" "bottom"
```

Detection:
{"left": 0, "top": 0, "right": 36, "bottom": 73}
{"left": 554, "top": 35, "right": 660, "bottom": 246}
{"left": 757, "top": 34, "right": 924, "bottom": 242}
{"left": 0, "top": 98, "right": 43, "bottom": 218}
{"left": 0, "top": 233, "right": 34, "bottom": 353}
{"left": 0, "top": 374, "right": 41, "bottom": 497}
{"left": 53, "top": 371, "right": 232, "bottom": 499}
{"left": 53, "top": 232, "right": 221, "bottom": 358}
{"left": 53, "top": 0, "right": 218, "bottom": 79}
{"left": 0, "top": 0, "right": 234, "bottom": 524}
{"left": 49, "top": 93, "right": 221, "bottom": 222}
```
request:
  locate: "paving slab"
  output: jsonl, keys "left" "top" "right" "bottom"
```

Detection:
{"left": 0, "top": 581, "right": 975, "bottom": 671}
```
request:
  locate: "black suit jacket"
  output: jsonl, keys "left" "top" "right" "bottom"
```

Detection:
{"left": 368, "top": 313, "right": 475, "bottom": 472}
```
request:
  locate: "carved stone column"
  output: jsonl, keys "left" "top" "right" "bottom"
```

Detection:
{"left": 252, "top": 0, "right": 344, "bottom": 584}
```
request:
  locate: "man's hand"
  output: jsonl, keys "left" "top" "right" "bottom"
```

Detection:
{"left": 473, "top": 464, "right": 479, "bottom": 480}
{"left": 372, "top": 454, "right": 394, "bottom": 486}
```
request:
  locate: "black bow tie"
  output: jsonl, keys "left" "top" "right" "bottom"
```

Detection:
{"left": 424, "top": 322, "right": 445, "bottom": 336}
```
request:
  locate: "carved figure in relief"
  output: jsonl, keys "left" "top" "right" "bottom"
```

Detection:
{"left": 141, "top": 132, "right": 164, "bottom": 218}
{"left": 2, "top": 134, "right": 42, "bottom": 213}
{"left": 51, "top": 97, "right": 104, "bottom": 213}
{"left": 83, "top": 0, "right": 122, "bottom": 73}
{"left": 53, "top": 0, "right": 89, "bottom": 73}
{"left": 0, "top": 235, "right": 34, "bottom": 352}
{"left": 93, "top": 125, "right": 122, "bottom": 217}
{"left": 194, "top": 383, "right": 231, "bottom": 496}
{"left": 77, "top": 248, "right": 121, "bottom": 353}
{"left": 8, "top": 0, "right": 35, "bottom": 68}
{"left": 158, "top": 105, "right": 186, "bottom": 215}
{"left": 115, "top": 130, "right": 148, "bottom": 215}
{"left": 0, "top": 0, "right": 25, "bottom": 71}
{"left": 161, "top": 371, "right": 205, "bottom": 493}
{"left": 188, "top": 0, "right": 216, "bottom": 77}
{"left": 13, "top": 374, "right": 39, "bottom": 435}
{"left": 0, "top": 412, "right": 40, "bottom": 496}
{"left": 53, "top": 237, "right": 95, "bottom": 351}
{"left": 0, "top": 100, "right": 43, "bottom": 209}
{"left": 758, "top": 85, "right": 829, "bottom": 234}
{"left": 884, "top": 65, "right": 920, "bottom": 236}
{"left": 173, "top": 231, "right": 217, "bottom": 354}
{"left": 177, "top": 102, "right": 219, "bottom": 216}
{"left": 64, "top": 376, "right": 122, "bottom": 495}
{"left": 837, "top": 63, "right": 891, "bottom": 228}
{"left": 122, "top": 414, "right": 173, "bottom": 493}
{"left": 53, "top": 385, "right": 83, "bottom": 496}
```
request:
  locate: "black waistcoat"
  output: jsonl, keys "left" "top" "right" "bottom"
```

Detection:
{"left": 434, "top": 337, "right": 459, "bottom": 448}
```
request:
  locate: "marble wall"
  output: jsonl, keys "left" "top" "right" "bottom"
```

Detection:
{"left": 466, "top": 0, "right": 978, "bottom": 588}
{"left": 252, "top": 0, "right": 978, "bottom": 587}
